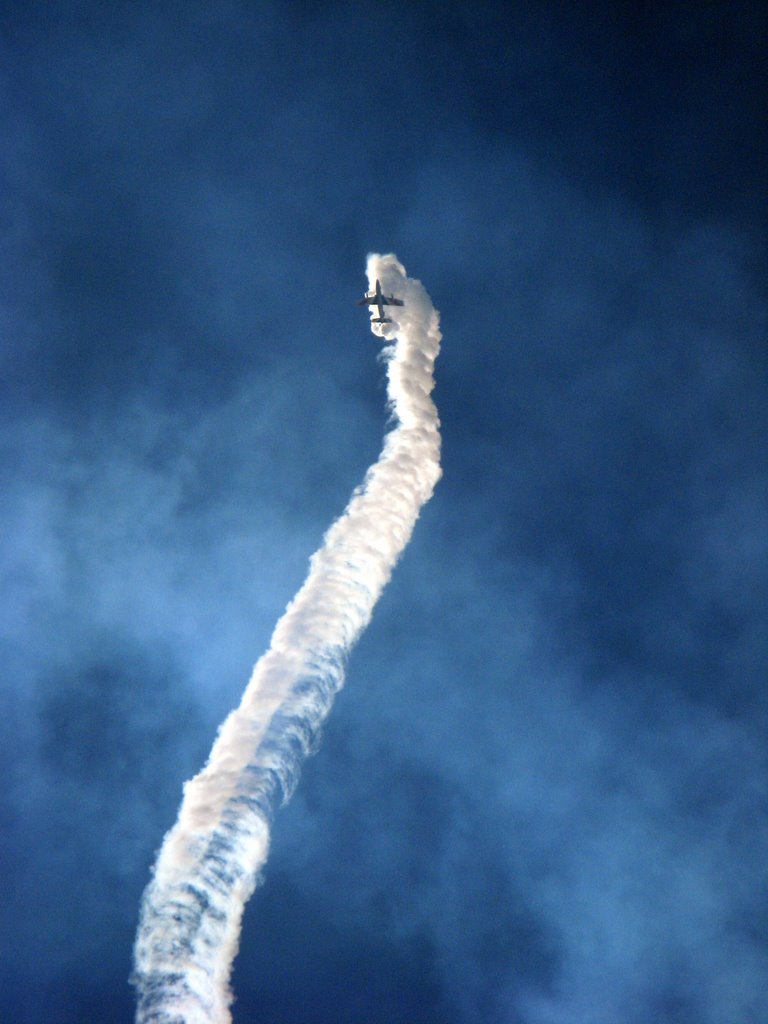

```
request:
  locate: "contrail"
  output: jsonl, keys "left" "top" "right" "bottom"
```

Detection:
{"left": 132, "top": 253, "right": 442, "bottom": 1023}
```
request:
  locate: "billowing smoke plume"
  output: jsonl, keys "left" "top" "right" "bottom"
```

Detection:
{"left": 132, "top": 254, "right": 442, "bottom": 1023}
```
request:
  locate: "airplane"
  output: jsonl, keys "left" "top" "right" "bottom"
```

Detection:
{"left": 357, "top": 279, "right": 405, "bottom": 323}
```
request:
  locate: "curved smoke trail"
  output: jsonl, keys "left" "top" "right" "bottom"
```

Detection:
{"left": 132, "top": 254, "right": 441, "bottom": 1023}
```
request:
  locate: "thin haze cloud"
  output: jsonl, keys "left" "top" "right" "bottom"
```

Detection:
{"left": 132, "top": 254, "right": 442, "bottom": 1023}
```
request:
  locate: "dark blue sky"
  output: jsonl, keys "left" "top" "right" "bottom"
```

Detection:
{"left": 2, "top": 3, "right": 766, "bottom": 1022}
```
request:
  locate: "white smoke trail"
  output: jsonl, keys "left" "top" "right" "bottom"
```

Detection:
{"left": 132, "top": 253, "right": 441, "bottom": 1023}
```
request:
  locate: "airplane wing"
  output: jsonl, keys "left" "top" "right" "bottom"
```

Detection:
{"left": 357, "top": 296, "right": 376, "bottom": 306}
{"left": 381, "top": 296, "right": 404, "bottom": 306}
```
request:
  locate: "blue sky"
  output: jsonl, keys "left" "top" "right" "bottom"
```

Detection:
{"left": 2, "top": 3, "right": 766, "bottom": 1022}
